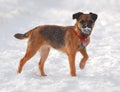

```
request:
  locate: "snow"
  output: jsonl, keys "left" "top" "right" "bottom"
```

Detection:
{"left": 0, "top": 0, "right": 120, "bottom": 92}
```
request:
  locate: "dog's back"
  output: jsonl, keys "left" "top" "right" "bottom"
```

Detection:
{"left": 14, "top": 25, "right": 74, "bottom": 49}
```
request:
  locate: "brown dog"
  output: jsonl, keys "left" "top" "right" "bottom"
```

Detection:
{"left": 14, "top": 12, "right": 97, "bottom": 76}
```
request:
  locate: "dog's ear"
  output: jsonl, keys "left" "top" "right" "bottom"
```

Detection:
{"left": 90, "top": 12, "right": 98, "bottom": 21}
{"left": 73, "top": 12, "right": 83, "bottom": 20}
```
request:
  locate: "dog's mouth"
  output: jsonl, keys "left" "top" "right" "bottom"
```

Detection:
{"left": 80, "top": 27, "right": 92, "bottom": 37}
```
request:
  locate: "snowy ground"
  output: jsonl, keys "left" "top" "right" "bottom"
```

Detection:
{"left": 0, "top": 0, "right": 120, "bottom": 92}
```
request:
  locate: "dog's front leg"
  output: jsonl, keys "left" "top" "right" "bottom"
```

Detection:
{"left": 79, "top": 49, "right": 89, "bottom": 69}
{"left": 67, "top": 53, "right": 76, "bottom": 76}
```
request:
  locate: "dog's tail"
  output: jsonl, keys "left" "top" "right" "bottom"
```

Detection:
{"left": 14, "top": 29, "right": 33, "bottom": 40}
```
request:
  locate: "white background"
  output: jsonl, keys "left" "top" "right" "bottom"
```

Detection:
{"left": 0, "top": 0, "right": 120, "bottom": 92}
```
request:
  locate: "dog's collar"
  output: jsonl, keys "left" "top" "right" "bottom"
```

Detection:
{"left": 73, "top": 30, "right": 87, "bottom": 41}
{"left": 74, "top": 30, "right": 88, "bottom": 50}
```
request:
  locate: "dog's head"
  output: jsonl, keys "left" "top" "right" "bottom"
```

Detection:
{"left": 73, "top": 12, "right": 98, "bottom": 37}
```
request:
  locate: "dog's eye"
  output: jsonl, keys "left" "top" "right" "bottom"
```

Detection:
{"left": 79, "top": 20, "right": 85, "bottom": 24}
{"left": 88, "top": 20, "right": 94, "bottom": 23}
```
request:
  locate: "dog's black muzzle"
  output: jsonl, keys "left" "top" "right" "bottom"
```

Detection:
{"left": 80, "top": 27, "right": 92, "bottom": 37}
{"left": 79, "top": 20, "right": 93, "bottom": 37}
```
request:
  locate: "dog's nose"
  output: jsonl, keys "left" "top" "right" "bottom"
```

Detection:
{"left": 83, "top": 24, "right": 87, "bottom": 28}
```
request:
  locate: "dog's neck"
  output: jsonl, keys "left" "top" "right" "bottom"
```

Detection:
{"left": 74, "top": 23, "right": 79, "bottom": 31}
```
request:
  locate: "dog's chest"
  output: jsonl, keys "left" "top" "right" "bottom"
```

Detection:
{"left": 77, "top": 40, "right": 87, "bottom": 50}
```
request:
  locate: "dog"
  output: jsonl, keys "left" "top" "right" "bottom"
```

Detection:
{"left": 14, "top": 12, "right": 98, "bottom": 76}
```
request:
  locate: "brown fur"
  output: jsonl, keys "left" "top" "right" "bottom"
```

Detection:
{"left": 14, "top": 13, "right": 97, "bottom": 77}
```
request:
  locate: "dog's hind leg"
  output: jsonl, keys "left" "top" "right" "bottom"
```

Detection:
{"left": 17, "top": 41, "right": 40, "bottom": 73}
{"left": 38, "top": 46, "right": 50, "bottom": 76}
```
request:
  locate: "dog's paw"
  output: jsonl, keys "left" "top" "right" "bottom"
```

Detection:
{"left": 17, "top": 69, "right": 21, "bottom": 74}
{"left": 70, "top": 72, "right": 76, "bottom": 77}
{"left": 71, "top": 74, "right": 76, "bottom": 77}
{"left": 17, "top": 66, "right": 22, "bottom": 74}
{"left": 41, "top": 73, "right": 47, "bottom": 76}
{"left": 79, "top": 62, "right": 86, "bottom": 69}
